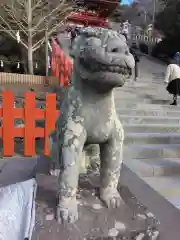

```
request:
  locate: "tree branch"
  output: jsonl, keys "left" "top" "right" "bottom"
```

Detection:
{"left": 7, "top": 3, "right": 27, "bottom": 24}
{"left": 32, "top": 0, "right": 45, "bottom": 11}
{"left": 48, "top": 20, "right": 65, "bottom": 35}
{"left": 3, "top": 5, "right": 27, "bottom": 36}
{"left": 0, "top": 23, "right": 28, "bottom": 49}
{"left": 32, "top": 28, "right": 45, "bottom": 38}
{"left": 32, "top": 38, "right": 45, "bottom": 52}
{"left": 32, "top": 11, "right": 71, "bottom": 53}
{"left": 0, "top": 14, "right": 15, "bottom": 33}
{"left": 32, "top": 5, "right": 72, "bottom": 38}
{"left": 16, "top": 0, "right": 25, "bottom": 8}
{"left": 0, "top": 0, "right": 75, "bottom": 56}
{"left": 32, "top": 0, "right": 71, "bottom": 31}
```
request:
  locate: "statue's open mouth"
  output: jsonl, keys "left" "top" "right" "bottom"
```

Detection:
{"left": 98, "top": 64, "right": 131, "bottom": 75}
{"left": 79, "top": 59, "right": 131, "bottom": 77}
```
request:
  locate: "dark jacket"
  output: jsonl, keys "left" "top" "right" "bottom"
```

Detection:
{"left": 71, "top": 30, "right": 76, "bottom": 39}
{"left": 130, "top": 47, "right": 140, "bottom": 62}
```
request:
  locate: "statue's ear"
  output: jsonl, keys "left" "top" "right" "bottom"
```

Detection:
{"left": 69, "top": 35, "right": 82, "bottom": 58}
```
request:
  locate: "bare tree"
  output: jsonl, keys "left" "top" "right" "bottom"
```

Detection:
{"left": 0, "top": 0, "right": 75, "bottom": 74}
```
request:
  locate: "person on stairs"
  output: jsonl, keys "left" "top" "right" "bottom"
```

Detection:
{"left": 164, "top": 61, "right": 180, "bottom": 105}
{"left": 70, "top": 28, "right": 77, "bottom": 48}
{"left": 130, "top": 42, "right": 140, "bottom": 81}
{"left": 174, "top": 52, "right": 180, "bottom": 66}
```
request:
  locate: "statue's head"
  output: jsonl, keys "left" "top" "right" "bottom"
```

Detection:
{"left": 70, "top": 27, "right": 135, "bottom": 92}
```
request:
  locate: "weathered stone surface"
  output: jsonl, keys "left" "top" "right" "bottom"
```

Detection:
{"left": 49, "top": 27, "right": 135, "bottom": 224}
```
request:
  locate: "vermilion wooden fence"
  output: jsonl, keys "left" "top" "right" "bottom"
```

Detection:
{"left": 0, "top": 91, "right": 59, "bottom": 157}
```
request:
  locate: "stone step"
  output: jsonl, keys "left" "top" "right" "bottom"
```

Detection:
{"left": 115, "top": 91, "right": 170, "bottom": 97}
{"left": 116, "top": 83, "right": 163, "bottom": 89}
{"left": 124, "top": 163, "right": 180, "bottom": 210}
{"left": 115, "top": 98, "right": 171, "bottom": 105}
{"left": 117, "top": 83, "right": 164, "bottom": 89}
{"left": 124, "top": 158, "right": 180, "bottom": 177}
{"left": 139, "top": 175, "right": 180, "bottom": 210}
{"left": 115, "top": 90, "right": 167, "bottom": 99}
{"left": 115, "top": 92, "right": 141, "bottom": 98}
{"left": 123, "top": 124, "right": 180, "bottom": 133}
{"left": 116, "top": 103, "right": 180, "bottom": 111}
{"left": 120, "top": 115, "right": 180, "bottom": 124}
{"left": 116, "top": 88, "right": 171, "bottom": 95}
{"left": 116, "top": 86, "right": 166, "bottom": 93}
{"left": 116, "top": 108, "right": 180, "bottom": 117}
{"left": 124, "top": 144, "right": 180, "bottom": 159}
{"left": 124, "top": 132, "right": 180, "bottom": 145}
{"left": 119, "top": 83, "right": 164, "bottom": 88}
{"left": 116, "top": 86, "right": 164, "bottom": 92}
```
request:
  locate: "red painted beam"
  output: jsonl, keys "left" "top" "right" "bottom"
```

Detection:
{"left": 75, "top": 0, "right": 119, "bottom": 17}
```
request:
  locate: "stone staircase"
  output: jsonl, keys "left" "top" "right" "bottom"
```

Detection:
{"left": 115, "top": 68, "right": 180, "bottom": 210}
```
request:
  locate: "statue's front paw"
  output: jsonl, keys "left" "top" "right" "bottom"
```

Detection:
{"left": 100, "top": 188, "right": 121, "bottom": 208}
{"left": 57, "top": 198, "right": 78, "bottom": 224}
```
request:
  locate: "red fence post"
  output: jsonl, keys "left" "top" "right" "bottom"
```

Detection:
{"left": 2, "top": 91, "right": 14, "bottom": 156}
{"left": 0, "top": 91, "right": 59, "bottom": 157}
{"left": 24, "top": 92, "right": 36, "bottom": 156}
{"left": 44, "top": 94, "right": 59, "bottom": 156}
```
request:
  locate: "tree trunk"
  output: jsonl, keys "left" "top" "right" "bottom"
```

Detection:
{"left": 28, "top": 31, "right": 33, "bottom": 74}
{"left": 27, "top": 0, "right": 34, "bottom": 74}
{"left": 45, "top": 30, "right": 49, "bottom": 77}
{"left": 20, "top": 47, "right": 28, "bottom": 74}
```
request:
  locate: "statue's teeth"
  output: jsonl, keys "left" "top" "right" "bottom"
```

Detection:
{"left": 96, "top": 63, "right": 130, "bottom": 74}
{"left": 114, "top": 67, "right": 120, "bottom": 72}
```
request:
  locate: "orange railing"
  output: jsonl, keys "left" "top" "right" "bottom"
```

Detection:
{"left": 0, "top": 91, "right": 59, "bottom": 157}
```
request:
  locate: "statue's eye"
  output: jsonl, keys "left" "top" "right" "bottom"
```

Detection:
{"left": 125, "top": 50, "right": 129, "bottom": 55}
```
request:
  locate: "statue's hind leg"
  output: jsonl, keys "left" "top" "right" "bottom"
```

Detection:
{"left": 57, "top": 126, "right": 86, "bottom": 224}
{"left": 99, "top": 122, "right": 124, "bottom": 208}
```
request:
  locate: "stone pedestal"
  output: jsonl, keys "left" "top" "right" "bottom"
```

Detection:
{"left": 34, "top": 170, "right": 160, "bottom": 240}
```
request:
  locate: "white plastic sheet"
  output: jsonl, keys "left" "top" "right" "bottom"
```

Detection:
{"left": 0, "top": 179, "right": 37, "bottom": 240}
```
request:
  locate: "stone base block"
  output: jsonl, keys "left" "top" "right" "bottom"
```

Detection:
{"left": 34, "top": 171, "right": 160, "bottom": 240}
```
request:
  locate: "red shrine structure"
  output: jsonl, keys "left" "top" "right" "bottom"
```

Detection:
{"left": 66, "top": 0, "right": 119, "bottom": 27}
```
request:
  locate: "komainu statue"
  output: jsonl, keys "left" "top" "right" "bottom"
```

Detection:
{"left": 49, "top": 27, "right": 135, "bottom": 224}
